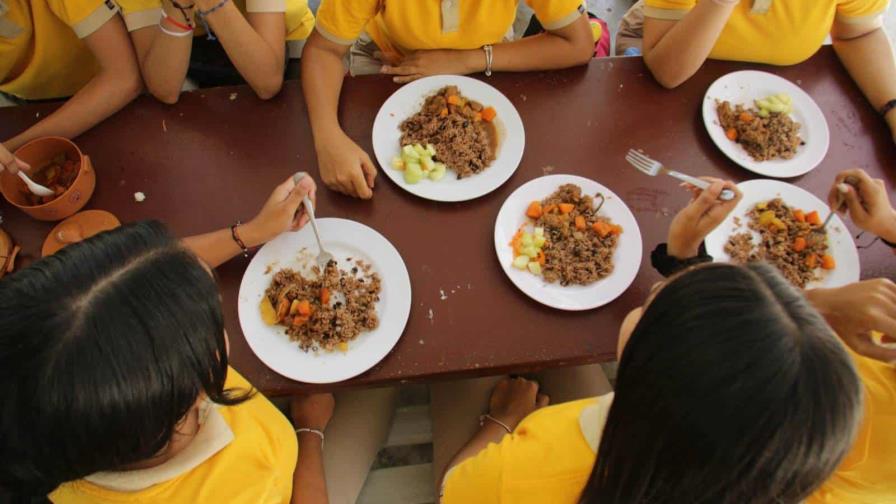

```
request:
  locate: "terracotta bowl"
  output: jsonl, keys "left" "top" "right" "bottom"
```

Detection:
{"left": 0, "top": 137, "right": 95, "bottom": 222}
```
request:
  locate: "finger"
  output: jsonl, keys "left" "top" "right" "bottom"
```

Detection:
{"left": 350, "top": 171, "right": 373, "bottom": 199}
{"left": 850, "top": 333, "right": 896, "bottom": 364}
{"left": 361, "top": 155, "right": 377, "bottom": 189}
{"left": 14, "top": 158, "right": 29, "bottom": 172}
{"left": 393, "top": 74, "right": 423, "bottom": 84}
{"left": 270, "top": 175, "right": 298, "bottom": 203}
{"left": 841, "top": 186, "right": 870, "bottom": 222}
{"left": 536, "top": 393, "right": 550, "bottom": 408}
{"left": 380, "top": 65, "right": 417, "bottom": 76}
{"left": 686, "top": 181, "right": 725, "bottom": 217}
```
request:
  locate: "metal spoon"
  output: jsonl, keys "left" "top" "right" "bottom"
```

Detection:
{"left": 17, "top": 171, "right": 54, "bottom": 197}
{"left": 292, "top": 172, "right": 334, "bottom": 269}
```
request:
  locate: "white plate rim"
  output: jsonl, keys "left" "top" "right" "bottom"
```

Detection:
{"left": 493, "top": 174, "right": 643, "bottom": 311}
{"left": 702, "top": 70, "right": 830, "bottom": 178}
{"left": 372, "top": 75, "right": 525, "bottom": 202}
{"left": 704, "top": 179, "right": 861, "bottom": 289}
{"left": 237, "top": 218, "right": 412, "bottom": 384}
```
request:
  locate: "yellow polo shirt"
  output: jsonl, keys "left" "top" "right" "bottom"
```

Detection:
{"left": 644, "top": 0, "right": 890, "bottom": 65}
{"left": 441, "top": 394, "right": 613, "bottom": 504}
{"left": 49, "top": 368, "right": 298, "bottom": 504}
{"left": 809, "top": 352, "right": 896, "bottom": 503}
{"left": 116, "top": 0, "right": 314, "bottom": 45}
{"left": 0, "top": 0, "right": 119, "bottom": 100}
{"left": 315, "top": 0, "right": 585, "bottom": 57}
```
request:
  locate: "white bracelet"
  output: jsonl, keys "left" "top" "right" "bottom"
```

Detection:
{"left": 159, "top": 23, "right": 193, "bottom": 37}
{"left": 482, "top": 45, "right": 494, "bottom": 77}
{"left": 479, "top": 414, "right": 512, "bottom": 434}
{"left": 296, "top": 427, "right": 325, "bottom": 445}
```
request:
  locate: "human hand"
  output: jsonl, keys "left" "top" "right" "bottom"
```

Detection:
{"left": 0, "top": 143, "right": 29, "bottom": 175}
{"left": 379, "top": 49, "right": 483, "bottom": 84}
{"left": 241, "top": 174, "right": 316, "bottom": 247}
{"left": 315, "top": 130, "right": 376, "bottom": 199}
{"left": 828, "top": 168, "right": 896, "bottom": 243}
{"left": 488, "top": 377, "right": 549, "bottom": 430}
{"left": 667, "top": 178, "right": 742, "bottom": 258}
{"left": 807, "top": 278, "right": 896, "bottom": 364}
{"left": 290, "top": 393, "right": 335, "bottom": 431}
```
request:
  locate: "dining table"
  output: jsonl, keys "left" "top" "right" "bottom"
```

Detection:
{"left": 2, "top": 46, "right": 894, "bottom": 395}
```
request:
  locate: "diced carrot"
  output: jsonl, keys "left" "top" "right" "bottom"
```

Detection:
{"left": 291, "top": 316, "right": 309, "bottom": 327}
{"left": 793, "top": 236, "right": 807, "bottom": 252}
{"left": 481, "top": 106, "right": 497, "bottom": 122}
{"left": 276, "top": 297, "right": 290, "bottom": 321}
{"left": 593, "top": 221, "right": 611, "bottom": 238}
{"left": 321, "top": 287, "right": 330, "bottom": 305}
{"left": 792, "top": 209, "right": 805, "bottom": 223}
{"left": 806, "top": 210, "right": 821, "bottom": 226}
{"left": 558, "top": 203, "right": 575, "bottom": 214}
{"left": 536, "top": 250, "right": 546, "bottom": 265}
{"left": 446, "top": 95, "right": 460, "bottom": 105}
{"left": 805, "top": 254, "right": 818, "bottom": 269}
{"left": 526, "top": 201, "right": 543, "bottom": 219}
{"left": 297, "top": 299, "right": 312, "bottom": 317}
{"left": 738, "top": 112, "right": 754, "bottom": 123}
{"left": 821, "top": 254, "right": 836, "bottom": 270}
{"left": 510, "top": 228, "right": 525, "bottom": 255}
{"left": 574, "top": 215, "right": 586, "bottom": 230}
{"left": 473, "top": 112, "right": 482, "bottom": 122}
{"left": 725, "top": 128, "right": 738, "bottom": 141}
{"left": 610, "top": 224, "right": 623, "bottom": 236}
{"left": 543, "top": 204, "right": 557, "bottom": 214}
{"left": 439, "top": 108, "right": 448, "bottom": 118}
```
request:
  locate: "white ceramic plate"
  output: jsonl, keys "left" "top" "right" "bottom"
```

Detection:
{"left": 238, "top": 218, "right": 411, "bottom": 384}
{"left": 494, "top": 175, "right": 643, "bottom": 311}
{"left": 702, "top": 70, "right": 829, "bottom": 178}
{"left": 705, "top": 179, "right": 860, "bottom": 288}
{"left": 372, "top": 75, "right": 525, "bottom": 202}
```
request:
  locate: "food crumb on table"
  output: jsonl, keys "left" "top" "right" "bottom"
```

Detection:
{"left": 133, "top": 192, "right": 146, "bottom": 202}
{"left": 439, "top": 289, "right": 447, "bottom": 300}
{"left": 229, "top": 93, "right": 237, "bottom": 101}
{"left": 427, "top": 308, "right": 434, "bottom": 323}
{"left": 162, "top": 120, "right": 167, "bottom": 132}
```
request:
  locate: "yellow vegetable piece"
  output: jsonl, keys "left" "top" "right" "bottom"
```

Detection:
{"left": 260, "top": 297, "right": 279, "bottom": 325}
{"left": 338, "top": 342, "right": 349, "bottom": 352}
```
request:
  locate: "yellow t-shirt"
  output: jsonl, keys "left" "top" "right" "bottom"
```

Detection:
{"left": 643, "top": 0, "right": 890, "bottom": 65}
{"left": 0, "top": 0, "right": 119, "bottom": 100}
{"left": 809, "top": 352, "right": 896, "bottom": 503}
{"left": 441, "top": 394, "right": 613, "bottom": 504}
{"left": 49, "top": 368, "right": 298, "bottom": 504}
{"left": 116, "top": 0, "right": 314, "bottom": 42}
{"left": 315, "top": 0, "right": 585, "bottom": 57}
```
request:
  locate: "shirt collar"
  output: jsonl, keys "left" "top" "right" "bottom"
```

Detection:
{"left": 84, "top": 401, "right": 234, "bottom": 492}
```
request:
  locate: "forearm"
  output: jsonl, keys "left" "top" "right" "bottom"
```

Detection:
{"left": 439, "top": 423, "right": 508, "bottom": 486}
{"left": 292, "top": 433, "right": 328, "bottom": 504}
{"left": 4, "top": 71, "right": 140, "bottom": 151}
{"left": 489, "top": 19, "right": 593, "bottom": 71}
{"left": 643, "top": 2, "right": 735, "bottom": 89}
{"left": 200, "top": 2, "right": 284, "bottom": 99}
{"left": 301, "top": 39, "right": 348, "bottom": 146}
{"left": 182, "top": 221, "right": 265, "bottom": 268}
{"left": 833, "top": 28, "right": 896, "bottom": 119}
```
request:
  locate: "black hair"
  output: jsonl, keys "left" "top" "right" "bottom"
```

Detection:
{"left": 0, "top": 221, "right": 252, "bottom": 496}
{"left": 582, "top": 262, "right": 862, "bottom": 504}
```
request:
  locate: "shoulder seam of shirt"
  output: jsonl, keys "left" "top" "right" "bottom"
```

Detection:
{"left": 122, "top": 7, "right": 163, "bottom": 32}
{"left": 246, "top": 0, "right": 287, "bottom": 14}
{"left": 540, "top": 4, "right": 586, "bottom": 31}
{"left": 834, "top": 11, "right": 885, "bottom": 24}
{"left": 315, "top": 23, "right": 356, "bottom": 46}
{"left": 643, "top": 5, "right": 690, "bottom": 20}
{"left": 72, "top": 1, "right": 120, "bottom": 39}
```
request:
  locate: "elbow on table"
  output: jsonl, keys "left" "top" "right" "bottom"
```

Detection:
{"left": 644, "top": 56, "right": 688, "bottom": 89}
{"left": 252, "top": 75, "right": 284, "bottom": 101}
{"left": 146, "top": 81, "right": 182, "bottom": 105}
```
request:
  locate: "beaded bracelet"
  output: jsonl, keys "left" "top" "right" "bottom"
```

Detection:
{"left": 231, "top": 222, "right": 249, "bottom": 258}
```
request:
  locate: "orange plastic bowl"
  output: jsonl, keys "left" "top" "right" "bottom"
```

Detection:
{"left": 0, "top": 137, "right": 95, "bottom": 222}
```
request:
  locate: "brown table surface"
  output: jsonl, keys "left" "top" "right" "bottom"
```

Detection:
{"left": 2, "top": 47, "right": 894, "bottom": 395}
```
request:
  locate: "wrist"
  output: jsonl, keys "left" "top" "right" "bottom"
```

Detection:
{"left": 667, "top": 241, "right": 700, "bottom": 259}
{"left": 488, "top": 413, "right": 522, "bottom": 431}
{"left": 194, "top": 0, "right": 222, "bottom": 12}
{"left": 464, "top": 49, "right": 486, "bottom": 74}
{"left": 805, "top": 288, "right": 834, "bottom": 320}
{"left": 238, "top": 220, "right": 267, "bottom": 249}
{"left": 873, "top": 210, "right": 896, "bottom": 243}
{"left": 296, "top": 429, "right": 325, "bottom": 446}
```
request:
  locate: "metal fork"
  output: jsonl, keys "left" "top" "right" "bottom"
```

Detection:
{"left": 808, "top": 176, "right": 859, "bottom": 245}
{"left": 293, "top": 172, "right": 334, "bottom": 268}
{"left": 625, "top": 149, "right": 736, "bottom": 201}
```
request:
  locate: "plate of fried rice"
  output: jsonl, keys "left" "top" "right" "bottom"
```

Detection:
{"left": 705, "top": 179, "right": 860, "bottom": 289}
{"left": 238, "top": 219, "right": 411, "bottom": 384}
{"left": 702, "top": 71, "right": 829, "bottom": 178}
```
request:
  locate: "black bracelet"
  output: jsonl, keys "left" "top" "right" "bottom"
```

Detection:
{"left": 882, "top": 237, "right": 896, "bottom": 249}
{"left": 880, "top": 99, "right": 896, "bottom": 118}
{"left": 650, "top": 242, "right": 714, "bottom": 278}
{"left": 231, "top": 222, "right": 249, "bottom": 258}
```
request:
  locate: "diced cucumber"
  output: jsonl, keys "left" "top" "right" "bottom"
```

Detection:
{"left": 402, "top": 144, "right": 419, "bottom": 159}
{"left": 391, "top": 156, "right": 405, "bottom": 170}
{"left": 429, "top": 163, "right": 446, "bottom": 181}
{"left": 778, "top": 93, "right": 792, "bottom": 104}
{"left": 534, "top": 227, "right": 544, "bottom": 237}
{"left": 534, "top": 235, "right": 546, "bottom": 248}
{"left": 756, "top": 99, "right": 772, "bottom": 110}
{"left": 421, "top": 156, "right": 435, "bottom": 171}
{"left": 404, "top": 163, "right": 423, "bottom": 184}
{"left": 512, "top": 256, "right": 530, "bottom": 269}
{"left": 426, "top": 144, "right": 437, "bottom": 156}
{"left": 413, "top": 144, "right": 428, "bottom": 157}
{"left": 521, "top": 246, "right": 538, "bottom": 259}
{"left": 757, "top": 109, "right": 770, "bottom": 118}
{"left": 521, "top": 233, "right": 534, "bottom": 247}
{"left": 527, "top": 262, "right": 542, "bottom": 275}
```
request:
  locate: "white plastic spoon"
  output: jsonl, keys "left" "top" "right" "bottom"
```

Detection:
{"left": 17, "top": 171, "right": 54, "bottom": 197}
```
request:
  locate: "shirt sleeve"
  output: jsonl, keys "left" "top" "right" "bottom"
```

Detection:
{"left": 247, "top": 0, "right": 286, "bottom": 13}
{"left": 526, "top": 0, "right": 586, "bottom": 30}
{"left": 836, "top": 0, "right": 890, "bottom": 24}
{"left": 440, "top": 441, "right": 506, "bottom": 504}
{"left": 643, "top": 0, "right": 695, "bottom": 21}
{"left": 314, "top": 0, "right": 379, "bottom": 45}
{"left": 48, "top": 0, "right": 119, "bottom": 38}
{"left": 115, "top": 0, "right": 162, "bottom": 32}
